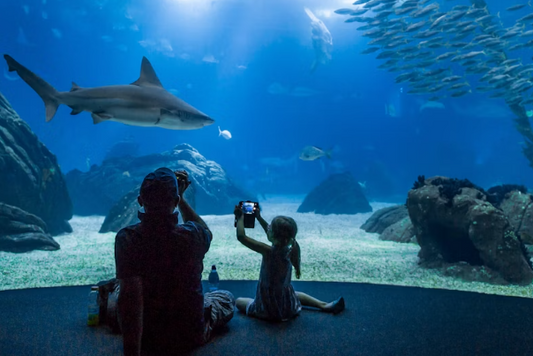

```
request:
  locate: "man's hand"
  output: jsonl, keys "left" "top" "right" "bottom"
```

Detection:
{"left": 174, "top": 170, "right": 191, "bottom": 197}
{"left": 234, "top": 205, "right": 243, "bottom": 219}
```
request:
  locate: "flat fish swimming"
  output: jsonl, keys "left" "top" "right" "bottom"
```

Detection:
{"left": 299, "top": 146, "right": 332, "bottom": 161}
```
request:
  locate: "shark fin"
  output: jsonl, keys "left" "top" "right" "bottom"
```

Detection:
{"left": 70, "top": 82, "right": 82, "bottom": 92}
{"left": 91, "top": 112, "right": 112, "bottom": 124}
{"left": 69, "top": 107, "right": 83, "bottom": 115}
{"left": 131, "top": 57, "right": 163, "bottom": 88}
{"left": 4, "top": 54, "right": 60, "bottom": 122}
{"left": 45, "top": 102, "right": 59, "bottom": 122}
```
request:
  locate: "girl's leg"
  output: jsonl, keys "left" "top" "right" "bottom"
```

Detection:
{"left": 296, "top": 291, "right": 327, "bottom": 309}
{"left": 236, "top": 297, "right": 254, "bottom": 313}
{"left": 296, "top": 292, "right": 345, "bottom": 314}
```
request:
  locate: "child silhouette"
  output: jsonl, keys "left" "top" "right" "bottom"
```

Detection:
{"left": 234, "top": 203, "right": 344, "bottom": 321}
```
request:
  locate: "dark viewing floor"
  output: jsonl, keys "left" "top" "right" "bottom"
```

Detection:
{"left": 1, "top": 280, "right": 532, "bottom": 356}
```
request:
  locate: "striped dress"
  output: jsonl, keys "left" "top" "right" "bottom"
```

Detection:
{"left": 246, "top": 245, "right": 302, "bottom": 321}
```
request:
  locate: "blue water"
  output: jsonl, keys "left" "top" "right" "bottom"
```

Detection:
{"left": 0, "top": 0, "right": 531, "bottom": 199}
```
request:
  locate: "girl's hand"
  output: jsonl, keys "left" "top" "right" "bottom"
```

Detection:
{"left": 254, "top": 203, "right": 261, "bottom": 218}
{"left": 234, "top": 205, "right": 243, "bottom": 219}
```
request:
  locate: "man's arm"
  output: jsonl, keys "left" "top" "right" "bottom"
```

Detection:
{"left": 117, "top": 277, "right": 143, "bottom": 356}
{"left": 178, "top": 196, "right": 209, "bottom": 230}
{"left": 175, "top": 170, "right": 210, "bottom": 232}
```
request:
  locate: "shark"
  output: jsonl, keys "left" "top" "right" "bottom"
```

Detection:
{"left": 3, "top": 54, "right": 215, "bottom": 130}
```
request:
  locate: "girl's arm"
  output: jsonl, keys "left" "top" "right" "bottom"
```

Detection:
{"left": 235, "top": 206, "right": 271, "bottom": 255}
{"left": 254, "top": 204, "right": 269, "bottom": 234}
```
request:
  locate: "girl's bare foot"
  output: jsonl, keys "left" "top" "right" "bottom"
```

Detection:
{"left": 323, "top": 297, "right": 345, "bottom": 314}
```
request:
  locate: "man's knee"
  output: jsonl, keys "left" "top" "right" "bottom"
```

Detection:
{"left": 205, "top": 290, "right": 236, "bottom": 306}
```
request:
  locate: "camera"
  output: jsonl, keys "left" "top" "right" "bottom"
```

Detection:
{"left": 235, "top": 201, "right": 258, "bottom": 228}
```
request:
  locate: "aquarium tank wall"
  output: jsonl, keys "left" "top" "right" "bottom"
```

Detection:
{"left": 1, "top": 0, "right": 533, "bottom": 298}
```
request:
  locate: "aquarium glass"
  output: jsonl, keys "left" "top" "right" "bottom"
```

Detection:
{"left": 1, "top": 0, "right": 532, "bottom": 298}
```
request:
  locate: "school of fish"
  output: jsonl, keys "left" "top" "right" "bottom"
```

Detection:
{"left": 336, "top": 0, "right": 533, "bottom": 107}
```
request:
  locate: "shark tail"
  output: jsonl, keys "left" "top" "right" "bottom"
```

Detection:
{"left": 218, "top": 126, "right": 222, "bottom": 136}
{"left": 4, "top": 54, "right": 60, "bottom": 122}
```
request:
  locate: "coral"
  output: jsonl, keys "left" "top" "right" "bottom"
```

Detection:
{"left": 486, "top": 184, "right": 529, "bottom": 207}
{"left": 430, "top": 178, "right": 484, "bottom": 207}
{"left": 412, "top": 175, "right": 425, "bottom": 190}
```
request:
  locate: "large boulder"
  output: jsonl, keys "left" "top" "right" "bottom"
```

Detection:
{"left": 380, "top": 217, "right": 416, "bottom": 243}
{"left": 498, "top": 190, "right": 533, "bottom": 245}
{"left": 407, "top": 176, "right": 533, "bottom": 285}
{"left": 66, "top": 143, "right": 255, "bottom": 217}
{"left": 0, "top": 93, "right": 72, "bottom": 235}
{"left": 360, "top": 205, "right": 408, "bottom": 234}
{"left": 361, "top": 205, "right": 415, "bottom": 243}
{"left": 297, "top": 172, "right": 372, "bottom": 215}
{"left": 0, "top": 203, "right": 60, "bottom": 252}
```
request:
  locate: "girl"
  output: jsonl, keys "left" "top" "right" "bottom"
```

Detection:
{"left": 234, "top": 204, "right": 345, "bottom": 321}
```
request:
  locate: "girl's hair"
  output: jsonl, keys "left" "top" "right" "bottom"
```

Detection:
{"left": 271, "top": 216, "right": 301, "bottom": 279}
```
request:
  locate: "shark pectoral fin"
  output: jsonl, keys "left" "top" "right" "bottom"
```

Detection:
{"left": 45, "top": 101, "right": 59, "bottom": 122}
{"left": 91, "top": 112, "right": 112, "bottom": 125}
{"left": 70, "top": 82, "right": 82, "bottom": 92}
{"left": 69, "top": 107, "right": 83, "bottom": 115}
{"left": 131, "top": 57, "right": 163, "bottom": 88}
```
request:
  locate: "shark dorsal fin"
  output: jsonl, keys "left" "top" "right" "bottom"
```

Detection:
{"left": 70, "top": 82, "right": 81, "bottom": 92}
{"left": 131, "top": 57, "right": 163, "bottom": 88}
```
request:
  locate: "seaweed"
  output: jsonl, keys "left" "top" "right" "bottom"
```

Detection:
{"left": 412, "top": 175, "right": 425, "bottom": 190}
{"left": 486, "top": 184, "right": 528, "bottom": 207}
{"left": 430, "top": 178, "right": 485, "bottom": 207}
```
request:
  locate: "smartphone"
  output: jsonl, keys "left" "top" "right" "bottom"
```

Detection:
{"left": 235, "top": 201, "right": 258, "bottom": 228}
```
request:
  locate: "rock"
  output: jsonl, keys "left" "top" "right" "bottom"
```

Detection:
{"left": 499, "top": 190, "right": 533, "bottom": 245}
{"left": 99, "top": 183, "right": 196, "bottom": 233}
{"left": 0, "top": 92, "right": 72, "bottom": 235}
{"left": 0, "top": 203, "right": 60, "bottom": 252}
{"left": 407, "top": 176, "right": 533, "bottom": 285}
{"left": 297, "top": 172, "right": 372, "bottom": 215}
{"left": 66, "top": 143, "right": 254, "bottom": 217}
{"left": 361, "top": 205, "right": 408, "bottom": 234}
{"left": 104, "top": 139, "right": 140, "bottom": 160}
{"left": 380, "top": 217, "right": 415, "bottom": 243}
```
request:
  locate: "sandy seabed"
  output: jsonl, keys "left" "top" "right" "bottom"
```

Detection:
{"left": 1, "top": 196, "right": 532, "bottom": 298}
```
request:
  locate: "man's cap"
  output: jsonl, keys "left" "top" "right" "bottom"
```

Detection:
{"left": 140, "top": 167, "right": 178, "bottom": 207}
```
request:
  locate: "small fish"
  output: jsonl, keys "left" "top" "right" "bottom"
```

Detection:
{"left": 507, "top": 2, "right": 530, "bottom": 12}
{"left": 450, "top": 89, "right": 472, "bottom": 97}
{"left": 361, "top": 47, "right": 380, "bottom": 54}
{"left": 449, "top": 82, "right": 470, "bottom": 90}
{"left": 334, "top": 8, "right": 354, "bottom": 15}
{"left": 218, "top": 126, "right": 232, "bottom": 140}
{"left": 442, "top": 75, "right": 463, "bottom": 83}
{"left": 299, "top": 146, "right": 332, "bottom": 161}
{"left": 122, "top": 171, "right": 131, "bottom": 177}
{"left": 517, "top": 12, "right": 533, "bottom": 22}
{"left": 3, "top": 68, "right": 19, "bottom": 81}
